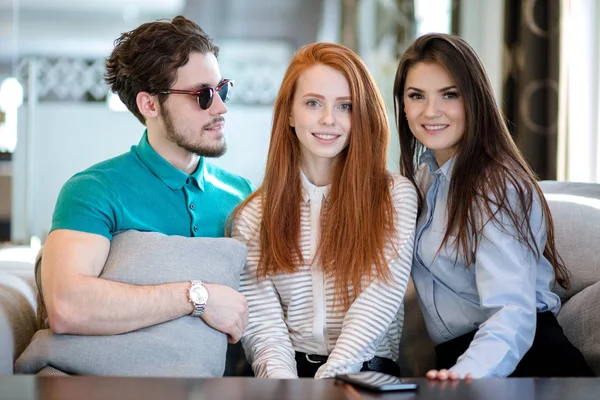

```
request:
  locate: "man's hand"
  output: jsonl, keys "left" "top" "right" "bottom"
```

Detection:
{"left": 201, "top": 284, "right": 248, "bottom": 343}
{"left": 426, "top": 369, "right": 472, "bottom": 381}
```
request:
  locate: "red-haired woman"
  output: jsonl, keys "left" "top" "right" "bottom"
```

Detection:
{"left": 230, "top": 42, "right": 418, "bottom": 379}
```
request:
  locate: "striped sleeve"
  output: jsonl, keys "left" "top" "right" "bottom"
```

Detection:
{"left": 232, "top": 198, "right": 299, "bottom": 379}
{"left": 314, "top": 175, "right": 418, "bottom": 379}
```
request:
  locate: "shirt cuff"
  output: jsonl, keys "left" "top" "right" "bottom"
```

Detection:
{"left": 265, "top": 368, "right": 298, "bottom": 379}
{"left": 314, "top": 360, "right": 363, "bottom": 379}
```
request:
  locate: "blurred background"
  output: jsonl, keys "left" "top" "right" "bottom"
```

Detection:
{"left": 0, "top": 0, "right": 598, "bottom": 248}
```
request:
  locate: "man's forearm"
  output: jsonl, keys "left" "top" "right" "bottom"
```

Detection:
{"left": 47, "top": 277, "right": 192, "bottom": 335}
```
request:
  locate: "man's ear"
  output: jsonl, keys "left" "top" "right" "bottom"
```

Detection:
{"left": 137, "top": 92, "right": 160, "bottom": 119}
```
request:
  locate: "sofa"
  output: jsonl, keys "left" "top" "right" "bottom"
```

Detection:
{"left": 1, "top": 181, "right": 599, "bottom": 376}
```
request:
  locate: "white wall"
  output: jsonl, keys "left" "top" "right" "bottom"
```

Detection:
{"left": 560, "top": 0, "right": 600, "bottom": 183}
{"left": 11, "top": 103, "right": 273, "bottom": 242}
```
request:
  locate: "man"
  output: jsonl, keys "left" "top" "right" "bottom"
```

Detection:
{"left": 40, "top": 16, "right": 251, "bottom": 350}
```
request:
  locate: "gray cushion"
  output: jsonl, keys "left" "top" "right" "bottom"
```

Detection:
{"left": 557, "top": 280, "right": 600, "bottom": 376}
{"left": 14, "top": 230, "right": 247, "bottom": 377}
{"left": 540, "top": 181, "right": 600, "bottom": 300}
{"left": 541, "top": 181, "right": 600, "bottom": 376}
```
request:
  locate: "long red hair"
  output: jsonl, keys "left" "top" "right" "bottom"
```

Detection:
{"left": 231, "top": 42, "right": 396, "bottom": 309}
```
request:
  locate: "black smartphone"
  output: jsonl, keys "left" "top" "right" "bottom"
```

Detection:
{"left": 335, "top": 371, "right": 418, "bottom": 392}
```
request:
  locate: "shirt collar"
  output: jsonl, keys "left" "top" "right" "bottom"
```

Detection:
{"left": 300, "top": 169, "right": 330, "bottom": 202}
{"left": 134, "top": 130, "right": 205, "bottom": 191}
{"left": 419, "top": 149, "right": 456, "bottom": 181}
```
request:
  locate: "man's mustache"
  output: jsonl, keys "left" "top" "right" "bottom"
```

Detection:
{"left": 203, "top": 116, "right": 225, "bottom": 129}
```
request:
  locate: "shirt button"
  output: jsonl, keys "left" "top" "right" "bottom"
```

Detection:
{"left": 189, "top": 203, "right": 195, "bottom": 210}
{"left": 193, "top": 225, "right": 198, "bottom": 233}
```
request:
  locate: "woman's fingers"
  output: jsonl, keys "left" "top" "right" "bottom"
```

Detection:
{"left": 426, "top": 369, "right": 464, "bottom": 380}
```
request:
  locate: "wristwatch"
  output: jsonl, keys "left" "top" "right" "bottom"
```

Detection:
{"left": 188, "top": 280, "right": 209, "bottom": 317}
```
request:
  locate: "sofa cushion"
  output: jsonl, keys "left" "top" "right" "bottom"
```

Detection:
{"left": 14, "top": 230, "right": 247, "bottom": 377}
{"left": 557, "top": 280, "right": 600, "bottom": 376}
{"left": 539, "top": 181, "right": 600, "bottom": 300}
{"left": 0, "top": 273, "right": 37, "bottom": 374}
{"left": 398, "top": 279, "right": 436, "bottom": 377}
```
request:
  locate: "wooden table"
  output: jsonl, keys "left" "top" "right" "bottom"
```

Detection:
{"left": 1, "top": 376, "right": 599, "bottom": 400}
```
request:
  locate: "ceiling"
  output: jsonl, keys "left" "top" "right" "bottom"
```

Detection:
{"left": 0, "top": 0, "right": 184, "bottom": 65}
{"left": 0, "top": 0, "right": 183, "bottom": 13}
{"left": 0, "top": 0, "right": 326, "bottom": 69}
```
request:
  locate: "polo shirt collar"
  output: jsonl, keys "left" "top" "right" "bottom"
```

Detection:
{"left": 134, "top": 130, "right": 206, "bottom": 191}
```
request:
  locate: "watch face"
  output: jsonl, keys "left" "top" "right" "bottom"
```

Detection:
{"left": 190, "top": 284, "right": 209, "bottom": 304}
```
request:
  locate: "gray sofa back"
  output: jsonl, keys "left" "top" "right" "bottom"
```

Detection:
{"left": 540, "top": 181, "right": 600, "bottom": 375}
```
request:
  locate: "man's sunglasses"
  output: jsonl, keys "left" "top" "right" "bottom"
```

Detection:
{"left": 156, "top": 79, "right": 234, "bottom": 110}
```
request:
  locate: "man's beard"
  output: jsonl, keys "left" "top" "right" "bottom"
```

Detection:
{"left": 162, "top": 106, "right": 227, "bottom": 158}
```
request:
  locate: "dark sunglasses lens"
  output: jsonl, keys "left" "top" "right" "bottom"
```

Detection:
{"left": 196, "top": 81, "right": 233, "bottom": 110}
{"left": 218, "top": 81, "right": 232, "bottom": 103}
{"left": 197, "top": 89, "right": 214, "bottom": 110}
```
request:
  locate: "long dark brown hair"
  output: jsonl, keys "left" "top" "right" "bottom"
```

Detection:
{"left": 393, "top": 33, "right": 569, "bottom": 289}
{"left": 230, "top": 42, "right": 396, "bottom": 309}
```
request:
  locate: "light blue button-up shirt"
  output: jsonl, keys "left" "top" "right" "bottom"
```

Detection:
{"left": 412, "top": 150, "right": 561, "bottom": 378}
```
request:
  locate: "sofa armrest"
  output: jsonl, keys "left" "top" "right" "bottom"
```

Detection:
{"left": 0, "top": 272, "right": 38, "bottom": 375}
{"left": 557, "top": 280, "right": 600, "bottom": 376}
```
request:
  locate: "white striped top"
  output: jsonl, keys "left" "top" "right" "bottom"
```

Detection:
{"left": 232, "top": 172, "right": 418, "bottom": 379}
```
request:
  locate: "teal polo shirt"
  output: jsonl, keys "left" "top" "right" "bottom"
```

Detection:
{"left": 51, "top": 131, "right": 253, "bottom": 240}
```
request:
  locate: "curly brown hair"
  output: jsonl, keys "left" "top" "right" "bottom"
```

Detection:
{"left": 105, "top": 15, "right": 219, "bottom": 125}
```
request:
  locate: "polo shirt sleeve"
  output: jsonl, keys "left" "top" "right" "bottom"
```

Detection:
{"left": 50, "top": 172, "right": 117, "bottom": 240}
{"left": 240, "top": 177, "right": 255, "bottom": 196}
